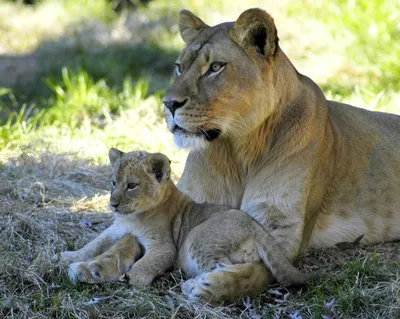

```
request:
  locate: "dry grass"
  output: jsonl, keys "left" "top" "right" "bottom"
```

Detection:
{"left": 2, "top": 149, "right": 400, "bottom": 318}
{"left": 0, "top": 150, "right": 287, "bottom": 318}
{"left": 1, "top": 0, "right": 400, "bottom": 318}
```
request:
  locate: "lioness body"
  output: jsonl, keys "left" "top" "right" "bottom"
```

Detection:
{"left": 62, "top": 150, "right": 310, "bottom": 303}
{"left": 311, "top": 103, "right": 400, "bottom": 247}
{"left": 163, "top": 9, "right": 400, "bottom": 259}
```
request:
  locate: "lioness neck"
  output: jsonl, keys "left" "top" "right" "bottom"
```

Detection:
{"left": 208, "top": 48, "right": 328, "bottom": 169}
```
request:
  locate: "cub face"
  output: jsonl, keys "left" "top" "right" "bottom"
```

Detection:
{"left": 108, "top": 148, "right": 171, "bottom": 214}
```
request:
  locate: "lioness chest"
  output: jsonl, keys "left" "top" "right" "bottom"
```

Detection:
{"left": 177, "top": 150, "right": 244, "bottom": 208}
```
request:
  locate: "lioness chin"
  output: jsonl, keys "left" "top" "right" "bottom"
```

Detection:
{"left": 61, "top": 149, "right": 311, "bottom": 304}
{"left": 163, "top": 8, "right": 400, "bottom": 260}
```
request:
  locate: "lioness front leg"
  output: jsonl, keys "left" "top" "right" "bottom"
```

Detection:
{"left": 68, "top": 234, "right": 142, "bottom": 283}
{"left": 243, "top": 203, "right": 304, "bottom": 261}
{"left": 127, "top": 240, "right": 176, "bottom": 287}
{"left": 61, "top": 222, "right": 133, "bottom": 264}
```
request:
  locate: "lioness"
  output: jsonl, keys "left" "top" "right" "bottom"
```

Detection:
{"left": 163, "top": 8, "right": 400, "bottom": 260}
{"left": 61, "top": 149, "right": 311, "bottom": 303}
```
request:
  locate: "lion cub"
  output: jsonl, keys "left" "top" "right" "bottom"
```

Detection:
{"left": 61, "top": 149, "right": 311, "bottom": 303}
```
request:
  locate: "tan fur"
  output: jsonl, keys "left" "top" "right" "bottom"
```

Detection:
{"left": 61, "top": 149, "right": 311, "bottom": 304}
{"left": 163, "top": 8, "right": 400, "bottom": 260}
{"left": 67, "top": 234, "right": 140, "bottom": 283}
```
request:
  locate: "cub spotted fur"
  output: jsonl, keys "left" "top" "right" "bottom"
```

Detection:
{"left": 61, "top": 149, "right": 311, "bottom": 303}
{"left": 163, "top": 9, "right": 400, "bottom": 260}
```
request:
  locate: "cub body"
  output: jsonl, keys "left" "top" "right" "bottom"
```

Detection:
{"left": 61, "top": 149, "right": 311, "bottom": 303}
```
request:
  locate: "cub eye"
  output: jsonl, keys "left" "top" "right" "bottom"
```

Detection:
{"left": 111, "top": 181, "right": 116, "bottom": 188}
{"left": 127, "top": 183, "right": 138, "bottom": 190}
{"left": 175, "top": 63, "right": 184, "bottom": 76}
{"left": 209, "top": 62, "right": 226, "bottom": 74}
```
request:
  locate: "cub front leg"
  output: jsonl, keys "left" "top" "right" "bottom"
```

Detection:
{"left": 127, "top": 239, "right": 176, "bottom": 287}
{"left": 61, "top": 221, "right": 133, "bottom": 264}
{"left": 68, "top": 234, "right": 141, "bottom": 283}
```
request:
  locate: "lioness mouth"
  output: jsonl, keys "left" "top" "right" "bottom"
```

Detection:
{"left": 174, "top": 125, "right": 221, "bottom": 141}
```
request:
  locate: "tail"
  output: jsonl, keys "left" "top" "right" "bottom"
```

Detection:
{"left": 255, "top": 228, "right": 313, "bottom": 286}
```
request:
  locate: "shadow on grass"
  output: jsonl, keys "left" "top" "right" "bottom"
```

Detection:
{"left": 0, "top": 16, "right": 179, "bottom": 118}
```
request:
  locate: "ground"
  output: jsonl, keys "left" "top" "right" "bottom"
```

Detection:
{"left": 1, "top": 0, "right": 400, "bottom": 318}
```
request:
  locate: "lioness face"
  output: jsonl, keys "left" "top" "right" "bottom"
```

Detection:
{"left": 164, "top": 9, "right": 279, "bottom": 149}
{"left": 108, "top": 148, "right": 171, "bottom": 215}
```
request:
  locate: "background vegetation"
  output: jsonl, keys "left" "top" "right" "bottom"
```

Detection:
{"left": 1, "top": 0, "right": 399, "bottom": 318}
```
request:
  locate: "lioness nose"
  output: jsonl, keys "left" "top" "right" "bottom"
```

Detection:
{"left": 162, "top": 97, "right": 188, "bottom": 117}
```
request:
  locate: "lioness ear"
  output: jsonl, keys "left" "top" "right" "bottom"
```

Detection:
{"left": 179, "top": 10, "right": 209, "bottom": 44}
{"left": 109, "top": 148, "right": 124, "bottom": 168}
{"left": 232, "top": 8, "right": 278, "bottom": 58}
{"left": 144, "top": 153, "right": 171, "bottom": 183}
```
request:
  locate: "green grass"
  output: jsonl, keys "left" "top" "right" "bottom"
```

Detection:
{"left": 1, "top": 68, "right": 164, "bottom": 147}
{"left": 290, "top": 0, "right": 400, "bottom": 89}
{"left": 287, "top": 0, "right": 400, "bottom": 114}
{"left": 295, "top": 254, "right": 400, "bottom": 318}
{"left": 1, "top": 0, "right": 400, "bottom": 318}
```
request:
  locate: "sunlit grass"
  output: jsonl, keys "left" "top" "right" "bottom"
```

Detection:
{"left": 0, "top": 0, "right": 115, "bottom": 53}
{"left": 287, "top": 0, "right": 400, "bottom": 115}
{"left": 289, "top": 0, "right": 400, "bottom": 90}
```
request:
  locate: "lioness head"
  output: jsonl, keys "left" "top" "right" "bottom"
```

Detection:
{"left": 163, "top": 8, "right": 280, "bottom": 149}
{"left": 108, "top": 148, "right": 171, "bottom": 214}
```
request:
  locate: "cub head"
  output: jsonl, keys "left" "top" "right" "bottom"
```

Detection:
{"left": 108, "top": 148, "right": 171, "bottom": 215}
{"left": 163, "top": 8, "right": 279, "bottom": 149}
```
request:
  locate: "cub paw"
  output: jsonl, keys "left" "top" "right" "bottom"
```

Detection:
{"left": 127, "top": 270, "right": 153, "bottom": 287}
{"left": 67, "top": 261, "right": 111, "bottom": 284}
{"left": 68, "top": 262, "right": 92, "bottom": 283}
{"left": 182, "top": 276, "right": 214, "bottom": 303}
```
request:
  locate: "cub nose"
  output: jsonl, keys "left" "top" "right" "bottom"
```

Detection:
{"left": 162, "top": 97, "right": 188, "bottom": 117}
{"left": 110, "top": 202, "right": 120, "bottom": 208}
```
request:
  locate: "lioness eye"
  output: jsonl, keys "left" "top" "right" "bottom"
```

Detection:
{"left": 175, "top": 63, "right": 183, "bottom": 76}
{"left": 111, "top": 181, "right": 115, "bottom": 188}
{"left": 127, "top": 183, "right": 138, "bottom": 190}
{"left": 210, "top": 62, "right": 225, "bottom": 73}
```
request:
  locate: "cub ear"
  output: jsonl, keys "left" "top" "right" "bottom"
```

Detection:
{"left": 231, "top": 8, "right": 278, "bottom": 58}
{"left": 109, "top": 148, "right": 124, "bottom": 168}
{"left": 179, "top": 9, "right": 209, "bottom": 44}
{"left": 144, "top": 153, "right": 171, "bottom": 183}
